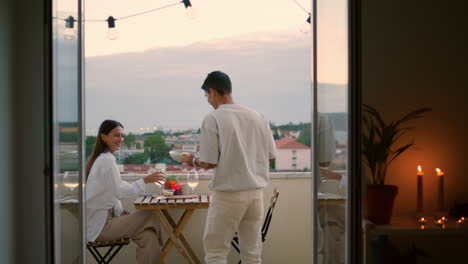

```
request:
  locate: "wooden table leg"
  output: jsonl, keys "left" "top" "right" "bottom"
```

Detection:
{"left": 162, "top": 210, "right": 202, "bottom": 264}
{"left": 153, "top": 209, "right": 194, "bottom": 264}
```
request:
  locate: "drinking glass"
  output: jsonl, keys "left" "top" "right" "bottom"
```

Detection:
{"left": 148, "top": 167, "right": 165, "bottom": 196}
{"left": 187, "top": 170, "right": 199, "bottom": 194}
{"left": 63, "top": 171, "right": 78, "bottom": 192}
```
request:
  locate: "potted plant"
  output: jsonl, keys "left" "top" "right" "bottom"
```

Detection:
{"left": 362, "top": 104, "right": 431, "bottom": 224}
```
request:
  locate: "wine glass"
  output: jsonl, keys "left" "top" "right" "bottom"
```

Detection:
{"left": 187, "top": 169, "right": 199, "bottom": 194}
{"left": 63, "top": 171, "right": 78, "bottom": 192}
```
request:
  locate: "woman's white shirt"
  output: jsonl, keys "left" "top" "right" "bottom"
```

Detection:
{"left": 85, "top": 152, "right": 145, "bottom": 242}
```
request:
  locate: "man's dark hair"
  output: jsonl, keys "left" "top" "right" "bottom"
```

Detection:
{"left": 201, "top": 71, "right": 232, "bottom": 95}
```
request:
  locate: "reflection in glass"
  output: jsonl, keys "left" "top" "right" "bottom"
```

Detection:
{"left": 314, "top": 0, "right": 349, "bottom": 262}
{"left": 53, "top": 0, "right": 82, "bottom": 262}
{"left": 63, "top": 171, "right": 79, "bottom": 192}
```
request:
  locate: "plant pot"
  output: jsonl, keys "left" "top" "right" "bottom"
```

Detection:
{"left": 364, "top": 184, "right": 398, "bottom": 224}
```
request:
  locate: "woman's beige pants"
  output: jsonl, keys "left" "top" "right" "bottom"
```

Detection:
{"left": 96, "top": 209, "right": 163, "bottom": 264}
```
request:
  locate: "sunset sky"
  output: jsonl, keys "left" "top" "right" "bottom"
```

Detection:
{"left": 84, "top": 0, "right": 312, "bottom": 56}
{"left": 81, "top": 0, "right": 348, "bottom": 132}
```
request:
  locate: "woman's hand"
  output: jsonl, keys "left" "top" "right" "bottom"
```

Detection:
{"left": 144, "top": 171, "right": 166, "bottom": 185}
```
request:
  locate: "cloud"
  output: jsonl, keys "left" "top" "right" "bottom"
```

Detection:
{"left": 85, "top": 30, "right": 346, "bottom": 132}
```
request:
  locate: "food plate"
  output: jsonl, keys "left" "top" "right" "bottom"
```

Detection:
{"left": 169, "top": 150, "right": 191, "bottom": 162}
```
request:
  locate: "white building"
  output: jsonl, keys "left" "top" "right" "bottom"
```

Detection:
{"left": 275, "top": 138, "right": 311, "bottom": 171}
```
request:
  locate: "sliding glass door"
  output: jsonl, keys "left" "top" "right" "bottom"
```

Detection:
{"left": 312, "top": 0, "right": 351, "bottom": 263}
{"left": 52, "top": 0, "right": 84, "bottom": 262}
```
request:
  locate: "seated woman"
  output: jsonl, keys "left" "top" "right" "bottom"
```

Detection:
{"left": 85, "top": 119, "right": 166, "bottom": 264}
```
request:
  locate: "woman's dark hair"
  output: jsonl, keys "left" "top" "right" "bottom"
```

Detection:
{"left": 201, "top": 71, "right": 232, "bottom": 95}
{"left": 85, "top": 119, "right": 124, "bottom": 178}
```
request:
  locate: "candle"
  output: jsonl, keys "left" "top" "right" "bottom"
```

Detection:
{"left": 436, "top": 168, "right": 445, "bottom": 211}
{"left": 418, "top": 217, "right": 428, "bottom": 225}
{"left": 417, "top": 165, "right": 424, "bottom": 212}
{"left": 435, "top": 219, "right": 446, "bottom": 228}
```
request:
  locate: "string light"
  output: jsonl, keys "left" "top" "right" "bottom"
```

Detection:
{"left": 58, "top": 0, "right": 190, "bottom": 40}
{"left": 291, "top": 0, "right": 311, "bottom": 33}
{"left": 58, "top": 0, "right": 308, "bottom": 39}
{"left": 182, "top": 0, "right": 196, "bottom": 19}
{"left": 300, "top": 13, "right": 311, "bottom": 33}
{"left": 106, "top": 16, "right": 118, "bottom": 40}
{"left": 64, "top": 16, "right": 76, "bottom": 40}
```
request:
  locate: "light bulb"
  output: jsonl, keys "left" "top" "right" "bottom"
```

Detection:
{"left": 64, "top": 16, "right": 76, "bottom": 40}
{"left": 300, "top": 22, "right": 311, "bottom": 33}
{"left": 300, "top": 14, "right": 311, "bottom": 34}
{"left": 106, "top": 16, "right": 118, "bottom": 40}
{"left": 64, "top": 28, "right": 75, "bottom": 40}
{"left": 182, "top": 0, "right": 196, "bottom": 19}
{"left": 185, "top": 6, "right": 196, "bottom": 19}
{"left": 107, "top": 28, "right": 119, "bottom": 40}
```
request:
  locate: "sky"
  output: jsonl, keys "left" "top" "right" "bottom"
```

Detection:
{"left": 83, "top": 0, "right": 349, "bottom": 134}
{"left": 84, "top": 0, "right": 312, "bottom": 56}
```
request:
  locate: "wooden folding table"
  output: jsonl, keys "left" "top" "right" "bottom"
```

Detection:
{"left": 134, "top": 194, "right": 210, "bottom": 264}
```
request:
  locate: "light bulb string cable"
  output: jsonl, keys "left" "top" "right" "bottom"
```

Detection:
{"left": 291, "top": 0, "right": 309, "bottom": 14}
{"left": 53, "top": 0, "right": 185, "bottom": 22}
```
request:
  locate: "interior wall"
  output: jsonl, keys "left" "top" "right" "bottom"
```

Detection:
{"left": 13, "top": 0, "right": 49, "bottom": 263}
{"left": 361, "top": 0, "right": 468, "bottom": 216}
{"left": 0, "top": 0, "right": 16, "bottom": 263}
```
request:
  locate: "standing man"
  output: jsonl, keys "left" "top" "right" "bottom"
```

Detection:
{"left": 185, "top": 71, "right": 276, "bottom": 264}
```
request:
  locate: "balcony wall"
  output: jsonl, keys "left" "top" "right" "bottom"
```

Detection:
{"left": 59, "top": 173, "right": 314, "bottom": 263}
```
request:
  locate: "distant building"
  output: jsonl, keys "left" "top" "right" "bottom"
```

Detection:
{"left": 275, "top": 138, "right": 310, "bottom": 171}
{"left": 123, "top": 164, "right": 211, "bottom": 174}
{"left": 123, "top": 164, "right": 154, "bottom": 174}
{"left": 277, "top": 130, "right": 301, "bottom": 139}
{"left": 168, "top": 134, "right": 200, "bottom": 153}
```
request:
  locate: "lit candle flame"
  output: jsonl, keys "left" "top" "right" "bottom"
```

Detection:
{"left": 436, "top": 168, "right": 444, "bottom": 176}
{"left": 418, "top": 165, "right": 422, "bottom": 173}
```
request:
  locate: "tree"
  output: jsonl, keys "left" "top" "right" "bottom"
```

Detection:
{"left": 85, "top": 136, "right": 97, "bottom": 158}
{"left": 144, "top": 134, "right": 170, "bottom": 163}
{"left": 124, "top": 152, "right": 150, "bottom": 164}
{"left": 124, "top": 133, "right": 136, "bottom": 148}
{"left": 297, "top": 124, "right": 311, "bottom": 147}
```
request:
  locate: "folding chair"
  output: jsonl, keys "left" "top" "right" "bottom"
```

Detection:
{"left": 231, "top": 188, "right": 280, "bottom": 264}
{"left": 87, "top": 238, "right": 130, "bottom": 264}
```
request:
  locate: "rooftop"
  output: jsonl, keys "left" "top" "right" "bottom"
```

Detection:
{"left": 275, "top": 137, "right": 310, "bottom": 149}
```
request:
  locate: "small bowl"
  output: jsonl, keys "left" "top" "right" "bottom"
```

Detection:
{"left": 162, "top": 189, "right": 175, "bottom": 196}
{"left": 169, "top": 151, "right": 191, "bottom": 162}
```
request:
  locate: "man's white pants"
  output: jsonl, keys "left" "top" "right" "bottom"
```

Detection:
{"left": 204, "top": 189, "right": 264, "bottom": 264}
